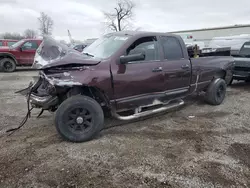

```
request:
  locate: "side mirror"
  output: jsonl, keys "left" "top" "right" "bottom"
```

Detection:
{"left": 120, "top": 51, "right": 145, "bottom": 64}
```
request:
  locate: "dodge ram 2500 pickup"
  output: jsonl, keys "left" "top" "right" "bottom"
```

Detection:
{"left": 17, "top": 31, "right": 234, "bottom": 142}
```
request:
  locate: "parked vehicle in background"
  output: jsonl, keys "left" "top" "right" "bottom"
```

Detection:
{"left": 0, "top": 39, "right": 42, "bottom": 72}
{"left": 201, "top": 34, "right": 250, "bottom": 84}
{"left": 19, "top": 31, "right": 233, "bottom": 142}
{"left": 206, "top": 34, "right": 250, "bottom": 54}
{"left": 0, "top": 39, "right": 18, "bottom": 47}
{"left": 231, "top": 41, "right": 250, "bottom": 82}
{"left": 73, "top": 43, "right": 87, "bottom": 52}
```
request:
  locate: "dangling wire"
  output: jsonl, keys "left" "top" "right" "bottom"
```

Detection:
{"left": 6, "top": 88, "right": 34, "bottom": 135}
{"left": 36, "top": 109, "right": 44, "bottom": 118}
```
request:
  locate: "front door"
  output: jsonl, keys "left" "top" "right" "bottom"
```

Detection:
{"left": 159, "top": 36, "right": 191, "bottom": 97}
{"left": 112, "top": 36, "right": 165, "bottom": 110}
{"left": 19, "top": 41, "right": 38, "bottom": 65}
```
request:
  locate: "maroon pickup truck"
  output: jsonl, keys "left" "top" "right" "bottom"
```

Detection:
{"left": 18, "top": 31, "right": 233, "bottom": 142}
{"left": 0, "top": 39, "right": 42, "bottom": 72}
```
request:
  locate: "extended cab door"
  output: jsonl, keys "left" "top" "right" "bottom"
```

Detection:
{"left": 19, "top": 40, "right": 39, "bottom": 65}
{"left": 160, "top": 36, "right": 191, "bottom": 96}
{"left": 112, "top": 36, "right": 165, "bottom": 110}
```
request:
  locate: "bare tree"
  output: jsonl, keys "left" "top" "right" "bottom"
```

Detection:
{"left": 23, "top": 29, "right": 37, "bottom": 39}
{"left": 1, "top": 32, "right": 24, "bottom": 40}
{"left": 38, "top": 12, "right": 54, "bottom": 36}
{"left": 104, "top": 0, "right": 135, "bottom": 32}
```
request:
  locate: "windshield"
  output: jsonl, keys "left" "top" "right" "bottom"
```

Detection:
{"left": 239, "top": 42, "right": 250, "bottom": 57}
{"left": 10, "top": 39, "right": 25, "bottom": 48}
{"left": 82, "top": 35, "right": 130, "bottom": 58}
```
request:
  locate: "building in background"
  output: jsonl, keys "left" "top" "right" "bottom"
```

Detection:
{"left": 171, "top": 24, "right": 250, "bottom": 48}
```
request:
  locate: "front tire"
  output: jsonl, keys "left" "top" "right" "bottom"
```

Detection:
{"left": 205, "top": 78, "right": 227, "bottom": 105}
{"left": 55, "top": 95, "right": 104, "bottom": 142}
{"left": 0, "top": 58, "right": 16, "bottom": 72}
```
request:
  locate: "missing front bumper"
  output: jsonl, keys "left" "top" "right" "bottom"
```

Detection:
{"left": 16, "top": 75, "right": 59, "bottom": 110}
{"left": 29, "top": 94, "right": 58, "bottom": 109}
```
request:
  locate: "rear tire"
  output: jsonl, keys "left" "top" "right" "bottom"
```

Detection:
{"left": 55, "top": 95, "right": 104, "bottom": 142}
{"left": 0, "top": 58, "right": 16, "bottom": 72}
{"left": 205, "top": 78, "right": 227, "bottom": 105}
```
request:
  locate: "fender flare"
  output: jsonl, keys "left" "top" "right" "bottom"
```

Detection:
{"left": 0, "top": 52, "right": 18, "bottom": 65}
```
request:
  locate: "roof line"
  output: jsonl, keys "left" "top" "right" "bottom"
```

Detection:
{"left": 169, "top": 24, "right": 250, "bottom": 33}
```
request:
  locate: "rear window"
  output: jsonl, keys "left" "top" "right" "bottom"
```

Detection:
{"left": 161, "top": 36, "right": 184, "bottom": 60}
{"left": 7, "top": 41, "right": 17, "bottom": 46}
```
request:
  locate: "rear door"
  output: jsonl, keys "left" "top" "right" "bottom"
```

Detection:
{"left": 160, "top": 36, "right": 191, "bottom": 96}
{"left": 112, "top": 36, "right": 165, "bottom": 109}
{"left": 20, "top": 40, "right": 39, "bottom": 65}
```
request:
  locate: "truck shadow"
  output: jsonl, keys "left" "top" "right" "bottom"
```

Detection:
{"left": 230, "top": 81, "right": 250, "bottom": 91}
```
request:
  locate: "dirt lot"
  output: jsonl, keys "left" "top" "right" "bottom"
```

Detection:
{"left": 0, "top": 70, "right": 249, "bottom": 188}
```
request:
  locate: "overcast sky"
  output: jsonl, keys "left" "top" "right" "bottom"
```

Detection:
{"left": 0, "top": 0, "right": 250, "bottom": 42}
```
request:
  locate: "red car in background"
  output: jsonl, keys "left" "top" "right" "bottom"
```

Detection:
{"left": 0, "top": 39, "right": 18, "bottom": 47}
{"left": 0, "top": 39, "right": 42, "bottom": 72}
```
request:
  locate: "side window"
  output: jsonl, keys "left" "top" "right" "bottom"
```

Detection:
{"left": 22, "top": 41, "right": 38, "bottom": 50}
{"left": 161, "top": 36, "right": 183, "bottom": 60}
{"left": 7, "top": 41, "right": 17, "bottom": 46}
{"left": 0, "top": 41, "right": 3, "bottom": 46}
{"left": 127, "top": 36, "right": 160, "bottom": 61}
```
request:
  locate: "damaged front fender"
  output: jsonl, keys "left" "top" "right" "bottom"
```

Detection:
{"left": 42, "top": 71, "right": 82, "bottom": 87}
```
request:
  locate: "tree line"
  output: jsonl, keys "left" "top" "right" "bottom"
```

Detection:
{"left": 1, "top": 0, "right": 135, "bottom": 40}
{"left": 1, "top": 11, "right": 53, "bottom": 39}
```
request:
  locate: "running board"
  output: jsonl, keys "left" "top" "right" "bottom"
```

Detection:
{"left": 112, "top": 99, "right": 184, "bottom": 121}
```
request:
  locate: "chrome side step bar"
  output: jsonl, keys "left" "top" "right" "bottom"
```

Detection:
{"left": 112, "top": 99, "right": 184, "bottom": 121}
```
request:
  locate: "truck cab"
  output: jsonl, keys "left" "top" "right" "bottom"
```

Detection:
{"left": 0, "top": 39, "right": 42, "bottom": 72}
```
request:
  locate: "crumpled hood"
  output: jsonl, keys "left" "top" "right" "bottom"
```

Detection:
{"left": 32, "top": 36, "right": 101, "bottom": 69}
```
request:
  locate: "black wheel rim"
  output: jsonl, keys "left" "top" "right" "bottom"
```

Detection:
{"left": 217, "top": 85, "right": 225, "bottom": 98}
{"left": 4, "top": 61, "right": 13, "bottom": 71}
{"left": 66, "top": 107, "right": 93, "bottom": 133}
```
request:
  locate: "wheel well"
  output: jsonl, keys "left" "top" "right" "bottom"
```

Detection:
{"left": 214, "top": 70, "right": 226, "bottom": 80}
{"left": 66, "top": 86, "right": 110, "bottom": 108}
{"left": 203, "top": 70, "right": 226, "bottom": 92}
{"left": 0, "top": 55, "right": 17, "bottom": 65}
{"left": 65, "top": 86, "right": 111, "bottom": 117}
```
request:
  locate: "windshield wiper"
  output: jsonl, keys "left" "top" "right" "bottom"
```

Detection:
{"left": 83, "top": 52, "right": 94, "bottom": 57}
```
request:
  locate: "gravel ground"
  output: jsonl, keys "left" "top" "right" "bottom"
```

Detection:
{"left": 0, "top": 71, "right": 249, "bottom": 188}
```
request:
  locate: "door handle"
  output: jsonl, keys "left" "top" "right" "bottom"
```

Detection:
{"left": 152, "top": 67, "right": 163, "bottom": 72}
{"left": 181, "top": 64, "right": 190, "bottom": 69}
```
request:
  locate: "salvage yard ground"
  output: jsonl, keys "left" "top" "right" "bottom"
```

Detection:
{"left": 0, "top": 70, "right": 249, "bottom": 188}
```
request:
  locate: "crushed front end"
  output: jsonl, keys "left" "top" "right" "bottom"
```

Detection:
{"left": 22, "top": 71, "right": 59, "bottom": 111}
{"left": 18, "top": 36, "right": 100, "bottom": 112}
